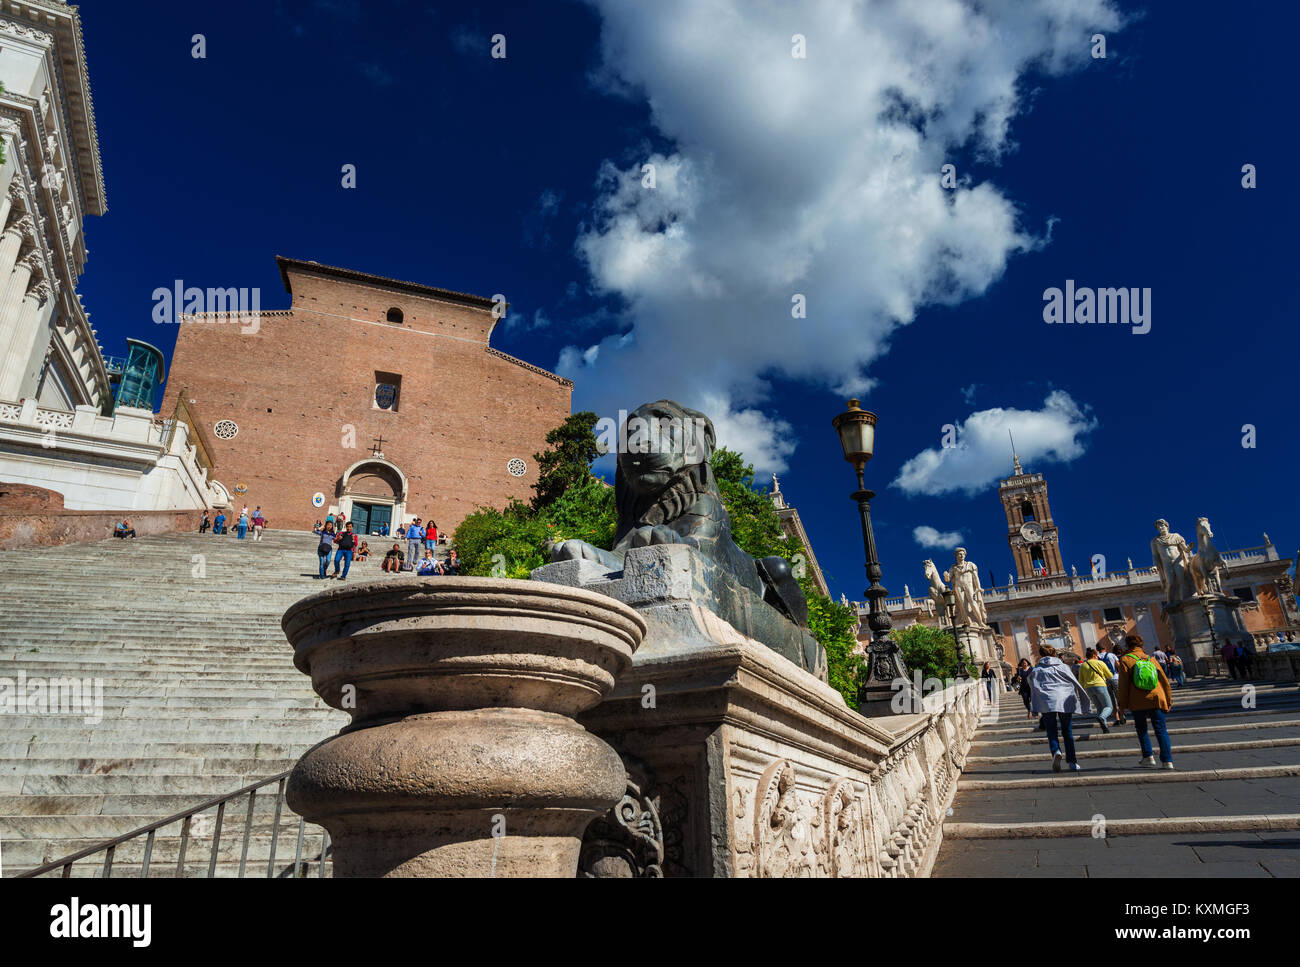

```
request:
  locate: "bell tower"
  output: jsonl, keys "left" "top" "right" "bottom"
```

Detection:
{"left": 999, "top": 444, "right": 1065, "bottom": 582}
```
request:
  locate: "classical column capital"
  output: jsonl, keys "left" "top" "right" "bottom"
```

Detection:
{"left": 7, "top": 180, "right": 25, "bottom": 202}
{"left": 30, "top": 281, "right": 53, "bottom": 307}
{"left": 13, "top": 214, "right": 36, "bottom": 242}
{"left": 19, "top": 248, "right": 44, "bottom": 277}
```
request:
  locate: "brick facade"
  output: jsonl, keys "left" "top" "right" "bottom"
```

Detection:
{"left": 160, "top": 258, "right": 572, "bottom": 534}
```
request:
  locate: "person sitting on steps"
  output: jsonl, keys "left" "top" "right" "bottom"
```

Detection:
{"left": 382, "top": 543, "right": 404, "bottom": 573}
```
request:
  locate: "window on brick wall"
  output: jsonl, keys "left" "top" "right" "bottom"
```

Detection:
{"left": 1042, "top": 614, "right": 1062, "bottom": 629}
{"left": 375, "top": 372, "right": 401, "bottom": 411}
{"left": 1233, "top": 586, "right": 1256, "bottom": 603}
{"left": 386, "top": 306, "right": 404, "bottom": 324}
{"left": 1103, "top": 606, "right": 1123, "bottom": 623}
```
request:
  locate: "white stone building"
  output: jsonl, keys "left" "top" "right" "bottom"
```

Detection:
{"left": 0, "top": 2, "right": 213, "bottom": 513}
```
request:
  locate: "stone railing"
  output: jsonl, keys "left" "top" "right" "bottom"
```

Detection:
{"left": 1201, "top": 649, "right": 1300, "bottom": 682}
{"left": 1254, "top": 627, "right": 1300, "bottom": 649}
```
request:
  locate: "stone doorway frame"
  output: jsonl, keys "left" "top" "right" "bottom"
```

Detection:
{"left": 335, "top": 457, "right": 408, "bottom": 530}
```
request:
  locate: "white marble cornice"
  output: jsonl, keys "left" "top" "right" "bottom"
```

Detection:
{"left": 0, "top": 16, "right": 54, "bottom": 47}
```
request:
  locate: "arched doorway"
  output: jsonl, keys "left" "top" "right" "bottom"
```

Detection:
{"left": 337, "top": 458, "right": 408, "bottom": 536}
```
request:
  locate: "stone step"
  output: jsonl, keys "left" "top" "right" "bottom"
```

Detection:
{"left": 949, "top": 772, "right": 1300, "bottom": 823}
{"left": 0, "top": 792, "right": 303, "bottom": 817}
{"left": 0, "top": 711, "right": 341, "bottom": 729}
{"left": 931, "top": 829, "right": 1298, "bottom": 878}
{"left": 10, "top": 773, "right": 310, "bottom": 796}
{"left": 0, "top": 742, "right": 316, "bottom": 760}
{"left": 0, "top": 757, "right": 300, "bottom": 776}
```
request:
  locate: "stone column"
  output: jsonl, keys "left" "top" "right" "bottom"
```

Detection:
{"left": 0, "top": 270, "right": 48, "bottom": 402}
{"left": 0, "top": 245, "right": 38, "bottom": 400}
{"left": 283, "top": 577, "right": 645, "bottom": 877}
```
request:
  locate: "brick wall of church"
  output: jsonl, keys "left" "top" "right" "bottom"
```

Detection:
{"left": 160, "top": 265, "right": 572, "bottom": 534}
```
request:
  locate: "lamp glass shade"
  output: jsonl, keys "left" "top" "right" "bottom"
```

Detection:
{"left": 832, "top": 399, "right": 877, "bottom": 465}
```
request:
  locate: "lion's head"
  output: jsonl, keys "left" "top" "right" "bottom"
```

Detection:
{"left": 614, "top": 400, "right": 718, "bottom": 536}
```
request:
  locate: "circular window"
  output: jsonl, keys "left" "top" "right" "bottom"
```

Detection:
{"left": 214, "top": 420, "right": 238, "bottom": 440}
{"left": 507, "top": 458, "right": 527, "bottom": 477}
{"left": 375, "top": 384, "right": 397, "bottom": 410}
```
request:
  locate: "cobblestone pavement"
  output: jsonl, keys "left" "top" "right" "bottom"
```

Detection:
{"left": 933, "top": 675, "right": 1300, "bottom": 877}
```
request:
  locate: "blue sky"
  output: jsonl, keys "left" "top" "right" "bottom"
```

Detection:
{"left": 77, "top": 1, "right": 1298, "bottom": 602}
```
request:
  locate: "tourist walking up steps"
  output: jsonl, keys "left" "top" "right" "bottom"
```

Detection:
{"left": 1099, "top": 643, "right": 1125, "bottom": 724}
{"left": 251, "top": 507, "right": 265, "bottom": 541}
{"left": 313, "top": 520, "right": 336, "bottom": 579}
{"left": 981, "top": 662, "right": 997, "bottom": 703}
{"left": 1220, "top": 639, "right": 1239, "bottom": 679}
{"left": 236, "top": 508, "right": 249, "bottom": 540}
{"left": 1078, "top": 647, "right": 1114, "bottom": 733}
{"left": 330, "top": 522, "right": 357, "bottom": 580}
{"left": 1116, "top": 633, "right": 1175, "bottom": 770}
{"left": 1028, "top": 643, "right": 1092, "bottom": 773}
{"left": 1014, "top": 658, "right": 1033, "bottom": 720}
{"left": 1167, "top": 647, "right": 1186, "bottom": 686}
{"left": 407, "top": 518, "right": 424, "bottom": 567}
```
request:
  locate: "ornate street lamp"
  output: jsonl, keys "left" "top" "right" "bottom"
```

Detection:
{"left": 833, "top": 399, "right": 910, "bottom": 710}
{"left": 942, "top": 588, "right": 970, "bottom": 680}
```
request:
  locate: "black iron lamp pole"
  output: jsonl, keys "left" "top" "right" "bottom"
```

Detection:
{"left": 833, "top": 399, "right": 909, "bottom": 702}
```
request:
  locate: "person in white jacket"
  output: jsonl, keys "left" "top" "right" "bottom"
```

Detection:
{"left": 1029, "top": 644, "right": 1093, "bottom": 773}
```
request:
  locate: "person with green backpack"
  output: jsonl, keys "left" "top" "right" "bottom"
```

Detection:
{"left": 1116, "top": 634, "right": 1174, "bottom": 769}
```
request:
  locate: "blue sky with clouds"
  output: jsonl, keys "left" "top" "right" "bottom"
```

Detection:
{"left": 77, "top": 0, "right": 1298, "bottom": 601}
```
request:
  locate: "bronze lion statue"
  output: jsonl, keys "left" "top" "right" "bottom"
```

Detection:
{"left": 551, "top": 400, "right": 809, "bottom": 629}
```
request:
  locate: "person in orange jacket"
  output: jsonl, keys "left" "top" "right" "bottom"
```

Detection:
{"left": 1116, "top": 634, "right": 1175, "bottom": 770}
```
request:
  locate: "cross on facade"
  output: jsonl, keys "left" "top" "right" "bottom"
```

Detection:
{"left": 370, "top": 436, "right": 387, "bottom": 458}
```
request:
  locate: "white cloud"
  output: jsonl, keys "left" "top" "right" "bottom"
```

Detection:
{"left": 559, "top": 0, "right": 1122, "bottom": 474}
{"left": 914, "top": 525, "right": 965, "bottom": 549}
{"left": 893, "top": 390, "right": 1098, "bottom": 497}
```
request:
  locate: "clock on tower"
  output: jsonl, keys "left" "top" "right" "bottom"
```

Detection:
{"left": 999, "top": 451, "right": 1066, "bottom": 582}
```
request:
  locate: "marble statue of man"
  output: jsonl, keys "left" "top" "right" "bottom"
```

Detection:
{"left": 1151, "top": 519, "right": 1194, "bottom": 606}
{"left": 944, "top": 547, "right": 987, "bottom": 627}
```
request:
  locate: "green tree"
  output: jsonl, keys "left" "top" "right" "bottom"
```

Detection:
{"left": 712, "top": 447, "right": 793, "bottom": 563}
{"left": 531, "top": 411, "right": 603, "bottom": 511}
{"left": 892, "top": 623, "right": 960, "bottom": 683}
{"left": 806, "top": 591, "right": 868, "bottom": 710}
{"left": 712, "top": 447, "right": 865, "bottom": 708}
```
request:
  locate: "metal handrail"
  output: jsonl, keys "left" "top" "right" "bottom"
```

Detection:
{"left": 15, "top": 771, "right": 330, "bottom": 879}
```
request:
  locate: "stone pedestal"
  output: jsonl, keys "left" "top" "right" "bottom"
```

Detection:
{"left": 282, "top": 577, "right": 645, "bottom": 877}
{"left": 533, "top": 544, "right": 827, "bottom": 680}
{"left": 1164, "top": 594, "right": 1249, "bottom": 661}
{"left": 957, "top": 625, "right": 1003, "bottom": 678}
